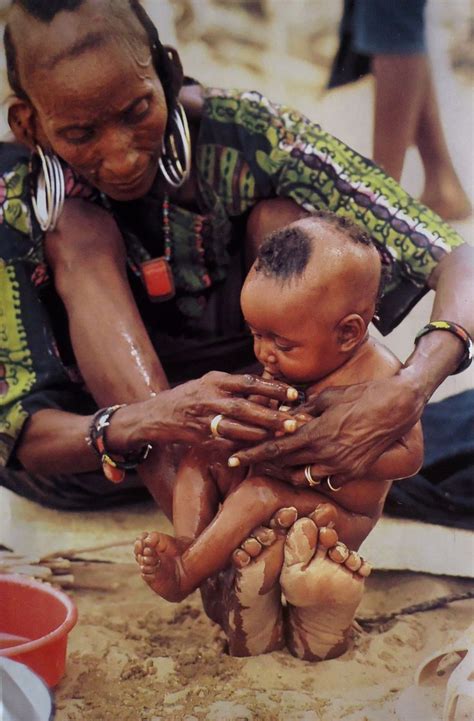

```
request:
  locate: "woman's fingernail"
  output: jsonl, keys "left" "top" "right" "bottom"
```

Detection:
{"left": 287, "top": 387, "right": 298, "bottom": 401}
{"left": 228, "top": 456, "right": 240, "bottom": 467}
{"left": 283, "top": 419, "right": 297, "bottom": 433}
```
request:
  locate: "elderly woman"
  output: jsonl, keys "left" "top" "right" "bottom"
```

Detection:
{"left": 1, "top": 0, "right": 472, "bottom": 660}
{"left": 1, "top": 0, "right": 472, "bottom": 507}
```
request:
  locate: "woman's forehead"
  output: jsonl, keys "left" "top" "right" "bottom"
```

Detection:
{"left": 30, "top": 41, "right": 158, "bottom": 121}
{"left": 11, "top": 0, "right": 149, "bottom": 95}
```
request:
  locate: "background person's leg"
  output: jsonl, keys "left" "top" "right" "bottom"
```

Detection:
{"left": 354, "top": 0, "right": 470, "bottom": 219}
{"left": 372, "top": 53, "right": 427, "bottom": 182}
{"left": 415, "top": 68, "right": 472, "bottom": 220}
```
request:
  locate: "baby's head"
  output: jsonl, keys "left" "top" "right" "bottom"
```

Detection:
{"left": 241, "top": 211, "right": 382, "bottom": 384}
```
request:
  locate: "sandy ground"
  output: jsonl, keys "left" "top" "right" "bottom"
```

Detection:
{"left": 53, "top": 561, "right": 473, "bottom": 721}
{"left": 1, "top": 2, "right": 474, "bottom": 720}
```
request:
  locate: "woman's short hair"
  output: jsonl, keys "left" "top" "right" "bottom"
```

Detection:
{"left": 4, "top": 0, "right": 183, "bottom": 124}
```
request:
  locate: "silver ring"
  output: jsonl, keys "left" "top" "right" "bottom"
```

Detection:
{"left": 327, "top": 476, "right": 341, "bottom": 492}
{"left": 210, "top": 414, "right": 224, "bottom": 438}
{"left": 304, "top": 465, "right": 320, "bottom": 487}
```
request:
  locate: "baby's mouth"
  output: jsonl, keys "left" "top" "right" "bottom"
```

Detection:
{"left": 263, "top": 367, "right": 283, "bottom": 381}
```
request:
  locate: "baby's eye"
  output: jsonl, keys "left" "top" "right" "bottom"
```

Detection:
{"left": 275, "top": 341, "right": 294, "bottom": 352}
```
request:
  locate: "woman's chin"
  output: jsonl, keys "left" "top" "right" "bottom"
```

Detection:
{"left": 100, "top": 169, "right": 159, "bottom": 201}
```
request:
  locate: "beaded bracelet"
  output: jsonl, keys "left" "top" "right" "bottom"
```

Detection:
{"left": 414, "top": 321, "right": 473, "bottom": 375}
{"left": 88, "top": 404, "right": 152, "bottom": 483}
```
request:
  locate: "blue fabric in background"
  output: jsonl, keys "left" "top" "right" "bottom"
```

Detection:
{"left": 385, "top": 390, "right": 474, "bottom": 529}
{"left": 328, "top": 0, "right": 427, "bottom": 89}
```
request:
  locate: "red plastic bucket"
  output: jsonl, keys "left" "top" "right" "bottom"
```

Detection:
{"left": 0, "top": 574, "right": 78, "bottom": 687}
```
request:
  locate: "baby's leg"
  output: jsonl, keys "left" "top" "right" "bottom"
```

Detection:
{"left": 138, "top": 472, "right": 376, "bottom": 602}
{"left": 201, "top": 507, "right": 298, "bottom": 656}
{"left": 135, "top": 448, "right": 221, "bottom": 601}
{"left": 281, "top": 516, "right": 371, "bottom": 662}
{"left": 202, "top": 506, "right": 343, "bottom": 657}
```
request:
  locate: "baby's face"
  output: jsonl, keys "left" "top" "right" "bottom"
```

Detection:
{"left": 241, "top": 269, "right": 344, "bottom": 384}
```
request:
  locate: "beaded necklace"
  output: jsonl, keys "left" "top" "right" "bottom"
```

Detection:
{"left": 140, "top": 193, "right": 209, "bottom": 302}
{"left": 139, "top": 193, "right": 175, "bottom": 302}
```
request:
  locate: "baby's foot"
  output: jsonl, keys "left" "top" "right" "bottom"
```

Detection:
{"left": 231, "top": 505, "right": 299, "bottom": 569}
{"left": 281, "top": 517, "right": 371, "bottom": 662}
{"left": 134, "top": 531, "right": 190, "bottom": 602}
{"left": 202, "top": 507, "right": 298, "bottom": 656}
{"left": 232, "top": 503, "right": 339, "bottom": 568}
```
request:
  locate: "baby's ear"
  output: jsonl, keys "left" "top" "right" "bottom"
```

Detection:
{"left": 8, "top": 99, "right": 38, "bottom": 149}
{"left": 337, "top": 313, "right": 366, "bottom": 352}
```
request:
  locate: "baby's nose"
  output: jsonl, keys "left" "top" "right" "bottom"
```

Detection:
{"left": 259, "top": 342, "right": 277, "bottom": 365}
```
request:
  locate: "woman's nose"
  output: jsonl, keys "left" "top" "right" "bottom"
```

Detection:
{"left": 100, "top": 130, "right": 141, "bottom": 179}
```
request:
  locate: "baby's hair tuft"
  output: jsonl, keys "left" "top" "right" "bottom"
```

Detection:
{"left": 255, "top": 210, "right": 374, "bottom": 281}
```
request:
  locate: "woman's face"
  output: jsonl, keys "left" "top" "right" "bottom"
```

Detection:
{"left": 27, "top": 38, "right": 168, "bottom": 201}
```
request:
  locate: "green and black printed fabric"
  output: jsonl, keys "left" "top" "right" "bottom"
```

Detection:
{"left": 0, "top": 88, "right": 465, "bottom": 466}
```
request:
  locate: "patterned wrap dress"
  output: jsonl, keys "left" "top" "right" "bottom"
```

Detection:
{"left": 0, "top": 88, "right": 465, "bottom": 502}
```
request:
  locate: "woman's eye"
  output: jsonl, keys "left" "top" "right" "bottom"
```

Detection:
{"left": 61, "top": 128, "right": 94, "bottom": 145}
{"left": 126, "top": 98, "right": 151, "bottom": 122}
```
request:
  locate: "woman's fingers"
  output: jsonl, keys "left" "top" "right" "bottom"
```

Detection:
{"left": 296, "top": 384, "right": 361, "bottom": 416}
{"left": 208, "top": 417, "right": 272, "bottom": 443}
{"left": 228, "top": 376, "right": 421, "bottom": 478}
{"left": 227, "top": 422, "right": 313, "bottom": 466}
{"left": 217, "top": 372, "right": 299, "bottom": 404}
{"left": 207, "top": 400, "right": 299, "bottom": 434}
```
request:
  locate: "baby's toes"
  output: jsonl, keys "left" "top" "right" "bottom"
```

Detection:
{"left": 345, "top": 551, "right": 363, "bottom": 573}
{"left": 232, "top": 547, "right": 252, "bottom": 568}
{"left": 240, "top": 536, "right": 263, "bottom": 558}
{"left": 269, "top": 506, "right": 298, "bottom": 530}
{"left": 328, "top": 541, "right": 350, "bottom": 564}
{"left": 140, "top": 553, "right": 160, "bottom": 574}
{"left": 318, "top": 526, "right": 339, "bottom": 548}
{"left": 252, "top": 525, "right": 277, "bottom": 546}
{"left": 143, "top": 531, "right": 161, "bottom": 549}
{"left": 358, "top": 559, "right": 372, "bottom": 578}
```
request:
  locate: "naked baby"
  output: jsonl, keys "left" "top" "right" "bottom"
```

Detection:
{"left": 135, "top": 211, "right": 424, "bottom": 660}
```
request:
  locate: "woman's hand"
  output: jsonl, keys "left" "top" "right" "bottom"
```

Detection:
{"left": 128, "top": 371, "right": 299, "bottom": 446}
{"left": 227, "top": 374, "right": 426, "bottom": 485}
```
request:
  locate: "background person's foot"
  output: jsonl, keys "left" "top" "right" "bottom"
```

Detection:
{"left": 420, "top": 181, "right": 472, "bottom": 221}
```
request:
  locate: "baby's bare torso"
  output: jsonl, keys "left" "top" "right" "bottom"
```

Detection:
{"left": 212, "top": 335, "right": 416, "bottom": 521}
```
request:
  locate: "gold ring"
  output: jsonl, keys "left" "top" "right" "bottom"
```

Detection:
{"left": 327, "top": 476, "right": 341, "bottom": 492}
{"left": 304, "top": 465, "right": 320, "bottom": 487}
{"left": 210, "top": 414, "right": 224, "bottom": 438}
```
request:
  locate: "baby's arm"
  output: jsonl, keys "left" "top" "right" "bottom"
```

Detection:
{"left": 362, "top": 421, "right": 424, "bottom": 482}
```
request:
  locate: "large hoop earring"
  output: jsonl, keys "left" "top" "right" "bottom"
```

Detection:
{"left": 31, "top": 145, "right": 65, "bottom": 232}
{"left": 158, "top": 103, "right": 191, "bottom": 189}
